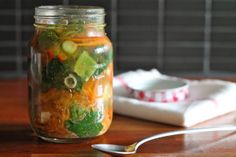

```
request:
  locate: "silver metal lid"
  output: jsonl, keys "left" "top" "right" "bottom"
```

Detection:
{"left": 35, "top": 5, "right": 104, "bottom": 17}
{"left": 35, "top": 5, "right": 105, "bottom": 25}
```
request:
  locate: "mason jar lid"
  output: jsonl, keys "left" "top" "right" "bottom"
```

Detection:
{"left": 35, "top": 5, "right": 105, "bottom": 25}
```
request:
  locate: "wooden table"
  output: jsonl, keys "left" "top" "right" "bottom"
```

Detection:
{"left": 0, "top": 79, "right": 236, "bottom": 156}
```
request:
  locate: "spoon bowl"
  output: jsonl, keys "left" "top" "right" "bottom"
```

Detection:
{"left": 91, "top": 144, "right": 134, "bottom": 155}
{"left": 92, "top": 125, "right": 236, "bottom": 156}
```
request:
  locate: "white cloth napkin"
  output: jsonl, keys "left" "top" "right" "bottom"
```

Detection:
{"left": 113, "top": 69, "right": 236, "bottom": 127}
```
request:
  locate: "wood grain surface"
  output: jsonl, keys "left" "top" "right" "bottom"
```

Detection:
{"left": 0, "top": 79, "right": 236, "bottom": 157}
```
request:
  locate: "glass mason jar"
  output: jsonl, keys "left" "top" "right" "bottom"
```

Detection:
{"left": 29, "top": 6, "right": 113, "bottom": 143}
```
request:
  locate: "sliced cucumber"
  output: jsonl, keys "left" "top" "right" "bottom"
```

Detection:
{"left": 74, "top": 51, "right": 97, "bottom": 82}
{"left": 62, "top": 40, "right": 77, "bottom": 55}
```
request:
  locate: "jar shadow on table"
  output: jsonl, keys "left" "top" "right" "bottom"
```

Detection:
{"left": 0, "top": 123, "right": 107, "bottom": 144}
{"left": 0, "top": 124, "right": 33, "bottom": 144}
{"left": 0, "top": 123, "right": 112, "bottom": 156}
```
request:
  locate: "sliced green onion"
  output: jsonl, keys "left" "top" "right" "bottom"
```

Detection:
{"left": 62, "top": 40, "right": 77, "bottom": 55}
{"left": 64, "top": 73, "right": 77, "bottom": 89}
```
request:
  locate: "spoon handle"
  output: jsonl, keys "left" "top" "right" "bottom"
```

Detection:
{"left": 136, "top": 125, "right": 236, "bottom": 148}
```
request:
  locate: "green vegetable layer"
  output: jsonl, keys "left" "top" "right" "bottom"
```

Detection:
{"left": 65, "top": 104, "right": 103, "bottom": 138}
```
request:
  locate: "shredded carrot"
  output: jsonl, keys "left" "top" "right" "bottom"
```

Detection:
{"left": 36, "top": 89, "right": 73, "bottom": 136}
{"left": 82, "top": 78, "right": 100, "bottom": 104}
{"left": 68, "top": 36, "right": 111, "bottom": 47}
{"left": 100, "top": 65, "right": 113, "bottom": 134}
{"left": 65, "top": 36, "right": 101, "bottom": 42}
{"left": 58, "top": 53, "right": 67, "bottom": 62}
{"left": 100, "top": 106, "right": 113, "bottom": 134}
{"left": 105, "top": 63, "right": 113, "bottom": 84}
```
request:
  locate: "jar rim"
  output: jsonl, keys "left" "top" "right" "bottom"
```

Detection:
{"left": 34, "top": 5, "right": 105, "bottom": 25}
{"left": 35, "top": 5, "right": 105, "bottom": 17}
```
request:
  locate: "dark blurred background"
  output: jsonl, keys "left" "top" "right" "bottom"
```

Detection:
{"left": 1, "top": 0, "right": 236, "bottom": 78}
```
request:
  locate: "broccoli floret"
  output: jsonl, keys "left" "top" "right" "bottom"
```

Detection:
{"left": 38, "top": 30, "right": 59, "bottom": 51}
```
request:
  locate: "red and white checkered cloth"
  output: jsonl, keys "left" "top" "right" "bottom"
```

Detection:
{"left": 113, "top": 69, "right": 236, "bottom": 127}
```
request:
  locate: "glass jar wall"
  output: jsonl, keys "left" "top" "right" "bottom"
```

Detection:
{"left": 29, "top": 6, "right": 113, "bottom": 143}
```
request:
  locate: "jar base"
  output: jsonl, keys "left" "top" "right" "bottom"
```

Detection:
{"left": 38, "top": 135, "right": 92, "bottom": 143}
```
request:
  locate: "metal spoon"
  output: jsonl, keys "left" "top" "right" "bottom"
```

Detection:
{"left": 92, "top": 125, "right": 236, "bottom": 156}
